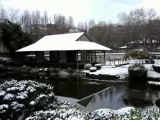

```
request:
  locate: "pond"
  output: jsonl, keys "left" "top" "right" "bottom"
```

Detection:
{"left": 77, "top": 84, "right": 160, "bottom": 111}
{"left": 1, "top": 77, "right": 160, "bottom": 111}
{"left": 50, "top": 79, "right": 160, "bottom": 111}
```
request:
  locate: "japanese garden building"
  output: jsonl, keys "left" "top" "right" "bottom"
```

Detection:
{"left": 17, "top": 32, "right": 111, "bottom": 68}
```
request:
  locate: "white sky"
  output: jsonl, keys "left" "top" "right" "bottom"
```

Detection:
{"left": 0, "top": 0, "right": 160, "bottom": 24}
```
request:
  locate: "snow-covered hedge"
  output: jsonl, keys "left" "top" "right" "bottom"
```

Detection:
{"left": 26, "top": 107, "right": 85, "bottom": 120}
{"left": 148, "top": 81, "right": 160, "bottom": 90}
{"left": 94, "top": 64, "right": 101, "bottom": 70}
{"left": 152, "top": 64, "right": 160, "bottom": 73}
{"left": 84, "top": 64, "right": 92, "bottom": 70}
{"left": 128, "top": 63, "right": 147, "bottom": 80}
{"left": 26, "top": 107, "right": 160, "bottom": 120}
{"left": 128, "top": 63, "right": 146, "bottom": 71}
{"left": 0, "top": 80, "right": 59, "bottom": 120}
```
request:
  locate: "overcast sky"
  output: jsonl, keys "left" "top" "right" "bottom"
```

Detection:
{"left": 0, "top": 0, "right": 160, "bottom": 24}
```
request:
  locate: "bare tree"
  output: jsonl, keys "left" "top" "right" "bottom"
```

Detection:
{"left": 53, "top": 14, "right": 69, "bottom": 34}
{"left": 67, "top": 16, "right": 74, "bottom": 28}
{"left": 88, "top": 19, "right": 95, "bottom": 29}
{"left": 0, "top": 7, "right": 7, "bottom": 19}
{"left": 20, "top": 10, "right": 32, "bottom": 33}
{"left": 41, "top": 11, "right": 49, "bottom": 25}
{"left": 8, "top": 8, "right": 19, "bottom": 23}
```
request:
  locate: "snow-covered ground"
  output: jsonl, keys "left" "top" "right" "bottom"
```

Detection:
{"left": 83, "top": 59, "right": 160, "bottom": 79}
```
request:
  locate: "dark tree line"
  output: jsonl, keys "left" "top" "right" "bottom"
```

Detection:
{"left": 0, "top": 20, "right": 32, "bottom": 57}
{"left": 87, "top": 8, "right": 160, "bottom": 49}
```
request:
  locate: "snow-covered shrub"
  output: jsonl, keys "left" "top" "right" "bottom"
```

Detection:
{"left": 124, "top": 50, "right": 150, "bottom": 59}
{"left": 128, "top": 63, "right": 146, "bottom": 71}
{"left": 148, "top": 81, "right": 160, "bottom": 90}
{"left": 128, "top": 63, "right": 147, "bottom": 78}
{"left": 94, "top": 64, "right": 101, "bottom": 70}
{"left": 0, "top": 57, "right": 14, "bottom": 65}
{"left": 58, "top": 70, "right": 71, "bottom": 79}
{"left": 49, "top": 72, "right": 58, "bottom": 79}
{"left": 0, "top": 80, "right": 58, "bottom": 120}
{"left": 128, "top": 64, "right": 147, "bottom": 89}
{"left": 86, "top": 107, "right": 135, "bottom": 120}
{"left": 26, "top": 107, "right": 86, "bottom": 120}
{"left": 113, "top": 108, "right": 160, "bottom": 120}
{"left": 29, "top": 68, "right": 39, "bottom": 78}
{"left": 152, "top": 64, "right": 160, "bottom": 73}
{"left": 84, "top": 64, "right": 92, "bottom": 70}
{"left": 89, "top": 67, "right": 97, "bottom": 72}
{"left": 86, "top": 108, "right": 160, "bottom": 120}
{"left": 145, "top": 59, "right": 155, "bottom": 64}
{"left": 70, "top": 72, "right": 80, "bottom": 79}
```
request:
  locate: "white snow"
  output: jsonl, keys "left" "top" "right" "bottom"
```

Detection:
{"left": 26, "top": 86, "right": 36, "bottom": 93}
{"left": 3, "top": 93, "right": 15, "bottom": 100}
{"left": 115, "top": 107, "right": 135, "bottom": 115}
{"left": 7, "top": 87, "right": 21, "bottom": 92}
{"left": 90, "top": 67, "right": 97, "bottom": 71}
{"left": 17, "top": 32, "right": 111, "bottom": 52}
{"left": 16, "top": 91, "right": 28, "bottom": 99}
{"left": 0, "top": 90, "right": 5, "bottom": 96}
{"left": 84, "top": 65, "right": 128, "bottom": 79}
{"left": 0, "top": 104, "right": 9, "bottom": 113}
{"left": 148, "top": 81, "right": 160, "bottom": 85}
{"left": 84, "top": 62, "right": 160, "bottom": 79}
{"left": 11, "top": 101, "right": 24, "bottom": 110}
{"left": 94, "top": 107, "right": 135, "bottom": 118}
{"left": 26, "top": 108, "right": 85, "bottom": 120}
{"left": 119, "top": 46, "right": 127, "bottom": 49}
{"left": 30, "top": 101, "right": 36, "bottom": 106}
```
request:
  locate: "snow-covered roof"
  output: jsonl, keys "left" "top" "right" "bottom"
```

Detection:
{"left": 17, "top": 32, "right": 111, "bottom": 52}
{"left": 119, "top": 46, "right": 127, "bottom": 49}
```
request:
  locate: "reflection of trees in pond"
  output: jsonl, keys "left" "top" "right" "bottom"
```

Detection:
{"left": 109, "top": 87, "right": 114, "bottom": 102}
{"left": 98, "top": 90, "right": 103, "bottom": 101}
{"left": 104, "top": 88, "right": 108, "bottom": 98}
{"left": 123, "top": 89, "right": 153, "bottom": 107}
{"left": 91, "top": 95, "right": 96, "bottom": 104}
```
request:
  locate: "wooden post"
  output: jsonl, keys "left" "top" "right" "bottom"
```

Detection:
{"left": 85, "top": 51, "right": 88, "bottom": 63}
{"left": 95, "top": 51, "right": 96, "bottom": 62}
{"left": 104, "top": 51, "right": 106, "bottom": 65}
{"left": 91, "top": 51, "right": 92, "bottom": 63}
{"left": 76, "top": 51, "right": 79, "bottom": 71}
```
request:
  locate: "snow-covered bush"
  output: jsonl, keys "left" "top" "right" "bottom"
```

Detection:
{"left": 26, "top": 107, "right": 86, "bottom": 120}
{"left": 128, "top": 63, "right": 146, "bottom": 71}
{"left": 86, "top": 108, "right": 160, "bottom": 120}
{"left": 152, "top": 64, "right": 160, "bottom": 73}
{"left": 94, "top": 64, "right": 102, "bottom": 70}
{"left": 86, "top": 107, "right": 135, "bottom": 120}
{"left": 113, "top": 108, "right": 160, "bottom": 120}
{"left": 58, "top": 70, "right": 71, "bottom": 79}
{"left": 0, "top": 80, "right": 59, "bottom": 120}
{"left": 89, "top": 67, "right": 97, "bottom": 72}
{"left": 124, "top": 50, "right": 150, "bottom": 59}
{"left": 84, "top": 64, "right": 92, "bottom": 70}
{"left": 128, "top": 64, "right": 147, "bottom": 89}
{"left": 148, "top": 81, "right": 160, "bottom": 90}
{"left": 128, "top": 63, "right": 147, "bottom": 78}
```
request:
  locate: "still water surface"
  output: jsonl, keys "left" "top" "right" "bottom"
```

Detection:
{"left": 50, "top": 79, "right": 160, "bottom": 111}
